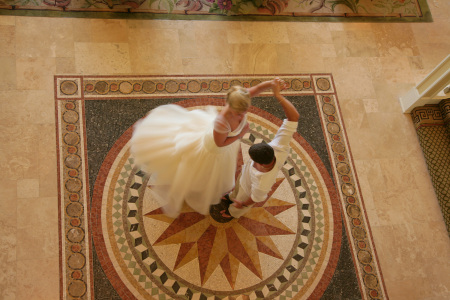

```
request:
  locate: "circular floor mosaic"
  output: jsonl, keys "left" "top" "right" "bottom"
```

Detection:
{"left": 91, "top": 105, "right": 341, "bottom": 299}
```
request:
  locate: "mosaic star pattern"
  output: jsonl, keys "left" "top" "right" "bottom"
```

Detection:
{"left": 145, "top": 178, "right": 295, "bottom": 288}
{"left": 55, "top": 74, "right": 388, "bottom": 299}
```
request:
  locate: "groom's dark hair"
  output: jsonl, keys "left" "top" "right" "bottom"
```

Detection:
{"left": 249, "top": 143, "right": 274, "bottom": 165}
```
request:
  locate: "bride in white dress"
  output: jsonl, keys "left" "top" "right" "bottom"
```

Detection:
{"left": 130, "top": 79, "right": 278, "bottom": 217}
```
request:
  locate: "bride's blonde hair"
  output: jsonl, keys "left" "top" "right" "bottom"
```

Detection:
{"left": 226, "top": 86, "right": 251, "bottom": 113}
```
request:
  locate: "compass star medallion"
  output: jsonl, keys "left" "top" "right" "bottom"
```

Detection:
{"left": 92, "top": 108, "right": 341, "bottom": 299}
{"left": 144, "top": 176, "right": 294, "bottom": 290}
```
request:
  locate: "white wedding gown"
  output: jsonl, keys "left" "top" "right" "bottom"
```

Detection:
{"left": 130, "top": 104, "right": 245, "bottom": 216}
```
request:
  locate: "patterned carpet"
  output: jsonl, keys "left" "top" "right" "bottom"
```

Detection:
{"left": 1, "top": 0, "right": 432, "bottom": 22}
{"left": 411, "top": 99, "right": 450, "bottom": 235}
{"left": 56, "top": 74, "right": 387, "bottom": 299}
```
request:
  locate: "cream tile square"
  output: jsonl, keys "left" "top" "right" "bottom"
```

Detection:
{"left": 17, "top": 197, "right": 57, "bottom": 228}
{"left": 237, "top": 22, "right": 289, "bottom": 44}
{"left": 339, "top": 98, "right": 370, "bottom": 129}
{"left": 0, "top": 125, "right": 40, "bottom": 180}
{"left": 289, "top": 43, "right": 326, "bottom": 73}
{"left": 182, "top": 57, "right": 232, "bottom": 75}
{"left": 331, "top": 30, "right": 379, "bottom": 58}
{"left": 0, "top": 90, "right": 54, "bottom": 125}
{"left": 417, "top": 43, "right": 450, "bottom": 71}
{"left": 368, "top": 56, "right": 415, "bottom": 84}
{"left": 15, "top": 17, "right": 74, "bottom": 58}
{"left": 287, "top": 23, "right": 333, "bottom": 44}
{"left": 17, "top": 179, "right": 39, "bottom": 198}
{"left": 16, "top": 57, "right": 56, "bottom": 90}
{"left": 16, "top": 225, "right": 58, "bottom": 260}
{"left": 0, "top": 15, "right": 15, "bottom": 26}
{"left": 194, "top": 27, "right": 233, "bottom": 60}
{"left": 56, "top": 57, "right": 76, "bottom": 74}
{"left": 39, "top": 124, "right": 57, "bottom": 197}
{"left": 0, "top": 219, "right": 16, "bottom": 300}
{"left": 72, "top": 18, "right": 92, "bottom": 43}
{"left": 0, "top": 180, "right": 17, "bottom": 227}
{"left": 90, "top": 19, "right": 128, "bottom": 43}
{"left": 275, "top": 44, "right": 297, "bottom": 74}
{"left": 16, "top": 257, "right": 59, "bottom": 299}
{"left": 0, "top": 25, "right": 15, "bottom": 57}
{"left": 362, "top": 99, "right": 379, "bottom": 113}
{"left": 320, "top": 44, "right": 337, "bottom": 58}
{"left": 178, "top": 27, "right": 199, "bottom": 59}
{"left": 372, "top": 23, "right": 419, "bottom": 57}
{"left": 229, "top": 43, "right": 278, "bottom": 74}
{"left": 74, "top": 42, "right": 131, "bottom": 74}
{"left": 128, "top": 28, "right": 182, "bottom": 74}
{"left": 0, "top": 57, "right": 16, "bottom": 90}
{"left": 323, "top": 57, "right": 376, "bottom": 99}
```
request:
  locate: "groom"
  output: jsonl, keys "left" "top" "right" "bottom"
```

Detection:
{"left": 221, "top": 79, "right": 299, "bottom": 219}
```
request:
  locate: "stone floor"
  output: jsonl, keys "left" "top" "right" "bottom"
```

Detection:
{"left": 0, "top": 0, "right": 450, "bottom": 298}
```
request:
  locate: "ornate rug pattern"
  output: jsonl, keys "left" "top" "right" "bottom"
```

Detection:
{"left": 1, "top": 0, "right": 432, "bottom": 22}
{"left": 56, "top": 74, "right": 388, "bottom": 299}
{"left": 411, "top": 100, "right": 450, "bottom": 234}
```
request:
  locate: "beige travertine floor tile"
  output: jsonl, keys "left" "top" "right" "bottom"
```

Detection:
{"left": 16, "top": 224, "right": 58, "bottom": 261}
{"left": 229, "top": 43, "right": 279, "bottom": 74}
{"left": 412, "top": 17, "right": 450, "bottom": 45}
{"left": 416, "top": 43, "right": 450, "bottom": 71}
{"left": 182, "top": 57, "right": 232, "bottom": 74}
{"left": 372, "top": 80, "right": 414, "bottom": 112}
{"left": 0, "top": 15, "right": 15, "bottom": 25}
{"left": 363, "top": 113, "right": 421, "bottom": 158}
{"left": 56, "top": 57, "right": 76, "bottom": 74}
{"left": 288, "top": 43, "right": 326, "bottom": 72}
{"left": 0, "top": 180, "right": 17, "bottom": 227}
{"left": 0, "top": 90, "right": 54, "bottom": 125}
{"left": 234, "top": 22, "right": 289, "bottom": 44}
{"left": 17, "top": 178, "right": 39, "bottom": 198}
{"left": 338, "top": 98, "right": 370, "bottom": 129}
{"left": 128, "top": 28, "right": 182, "bottom": 74}
{"left": 362, "top": 98, "right": 379, "bottom": 113}
{"left": 16, "top": 257, "right": 59, "bottom": 300}
{"left": 0, "top": 25, "right": 15, "bottom": 57}
{"left": 72, "top": 18, "right": 93, "bottom": 43}
{"left": 90, "top": 19, "right": 129, "bottom": 43}
{"left": 15, "top": 57, "right": 56, "bottom": 90}
{"left": 371, "top": 224, "right": 428, "bottom": 283}
{"left": 0, "top": 57, "right": 16, "bottom": 90}
{"left": 74, "top": 42, "right": 131, "bottom": 74}
{"left": 331, "top": 30, "right": 379, "bottom": 58}
{"left": 0, "top": 219, "right": 16, "bottom": 300}
{"left": 287, "top": 23, "right": 333, "bottom": 45}
{"left": 0, "top": 125, "right": 40, "bottom": 180}
{"left": 275, "top": 44, "right": 298, "bottom": 73}
{"left": 194, "top": 26, "right": 233, "bottom": 60}
{"left": 323, "top": 57, "right": 376, "bottom": 99}
{"left": 39, "top": 124, "right": 57, "bottom": 197}
{"left": 367, "top": 56, "right": 415, "bottom": 84}
{"left": 15, "top": 17, "right": 74, "bottom": 58}
{"left": 372, "top": 23, "right": 420, "bottom": 57}
{"left": 428, "top": 0, "right": 450, "bottom": 18}
{"left": 179, "top": 26, "right": 199, "bottom": 59}
{"left": 17, "top": 197, "right": 58, "bottom": 229}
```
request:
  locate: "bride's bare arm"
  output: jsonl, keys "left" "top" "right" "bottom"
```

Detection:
{"left": 213, "top": 123, "right": 249, "bottom": 147}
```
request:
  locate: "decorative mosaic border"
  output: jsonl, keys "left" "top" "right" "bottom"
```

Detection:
{"left": 318, "top": 93, "right": 387, "bottom": 299}
{"left": 55, "top": 74, "right": 388, "bottom": 299}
